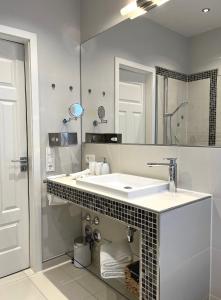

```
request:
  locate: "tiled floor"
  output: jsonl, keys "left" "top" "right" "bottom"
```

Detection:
{"left": 0, "top": 261, "right": 126, "bottom": 300}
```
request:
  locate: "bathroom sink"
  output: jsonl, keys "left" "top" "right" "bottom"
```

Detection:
{"left": 76, "top": 173, "right": 168, "bottom": 199}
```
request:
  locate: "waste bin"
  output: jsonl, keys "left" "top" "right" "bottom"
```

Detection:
{"left": 73, "top": 236, "right": 91, "bottom": 268}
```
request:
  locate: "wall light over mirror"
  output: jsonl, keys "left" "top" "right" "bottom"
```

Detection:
{"left": 120, "top": 0, "right": 171, "bottom": 20}
{"left": 81, "top": 0, "right": 221, "bottom": 147}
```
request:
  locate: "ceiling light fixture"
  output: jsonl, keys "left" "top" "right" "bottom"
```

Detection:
{"left": 121, "top": 0, "right": 171, "bottom": 20}
{"left": 202, "top": 8, "right": 211, "bottom": 13}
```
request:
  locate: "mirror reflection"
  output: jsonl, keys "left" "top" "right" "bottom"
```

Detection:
{"left": 81, "top": 0, "right": 221, "bottom": 146}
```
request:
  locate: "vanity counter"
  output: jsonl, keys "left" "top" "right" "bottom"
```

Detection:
{"left": 47, "top": 175, "right": 211, "bottom": 213}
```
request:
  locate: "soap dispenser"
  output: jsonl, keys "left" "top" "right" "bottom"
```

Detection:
{"left": 101, "top": 158, "right": 110, "bottom": 175}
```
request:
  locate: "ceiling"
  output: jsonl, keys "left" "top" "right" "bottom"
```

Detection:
{"left": 146, "top": 0, "right": 221, "bottom": 37}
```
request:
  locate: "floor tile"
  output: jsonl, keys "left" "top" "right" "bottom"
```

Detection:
{"left": 43, "top": 255, "right": 71, "bottom": 270}
{"left": 0, "top": 260, "right": 129, "bottom": 300}
{"left": 0, "top": 277, "right": 46, "bottom": 300}
{"left": 59, "top": 280, "right": 95, "bottom": 300}
{"left": 24, "top": 268, "right": 35, "bottom": 277}
{"left": 76, "top": 272, "right": 107, "bottom": 295}
{"left": 0, "top": 271, "right": 27, "bottom": 286}
{"left": 30, "top": 272, "right": 68, "bottom": 300}
{"left": 94, "top": 286, "right": 119, "bottom": 300}
{"left": 43, "top": 263, "right": 76, "bottom": 286}
{"left": 61, "top": 262, "right": 87, "bottom": 281}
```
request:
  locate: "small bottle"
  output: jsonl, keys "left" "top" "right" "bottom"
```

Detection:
{"left": 101, "top": 158, "right": 110, "bottom": 175}
{"left": 89, "top": 161, "right": 96, "bottom": 175}
{"left": 95, "top": 162, "right": 103, "bottom": 176}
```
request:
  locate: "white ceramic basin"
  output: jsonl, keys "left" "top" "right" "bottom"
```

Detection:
{"left": 76, "top": 173, "right": 168, "bottom": 199}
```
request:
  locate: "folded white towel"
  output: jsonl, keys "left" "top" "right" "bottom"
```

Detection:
{"left": 100, "top": 270, "right": 125, "bottom": 279}
{"left": 100, "top": 240, "right": 132, "bottom": 279}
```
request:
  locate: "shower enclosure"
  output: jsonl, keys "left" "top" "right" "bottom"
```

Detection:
{"left": 156, "top": 67, "right": 218, "bottom": 146}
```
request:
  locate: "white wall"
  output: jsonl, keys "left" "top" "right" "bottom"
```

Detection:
{"left": 81, "top": 17, "right": 190, "bottom": 140}
{"left": 81, "top": 0, "right": 129, "bottom": 42}
{"left": 187, "top": 79, "right": 210, "bottom": 146}
{"left": 190, "top": 28, "right": 221, "bottom": 146}
{"left": 82, "top": 143, "right": 221, "bottom": 300}
{"left": 190, "top": 27, "right": 221, "bottom": 74}
{"left": 0, "top": 0, "right": 82, "bottom": 260}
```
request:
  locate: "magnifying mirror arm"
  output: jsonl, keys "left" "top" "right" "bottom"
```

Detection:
{"left": 63, "top": 117, "right": 71, "bottom": 124}
{"left": 93, "top": 119, "right": 108, "bottom": 127}
{"left": 63, "top": 116, "right": 78, "bottom": 124}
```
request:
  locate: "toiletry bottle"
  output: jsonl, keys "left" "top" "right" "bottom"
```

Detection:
{"left": 95, "top": 162, "right": 103, "bottom": 175}
{"left": 101, "top": 158, "right": 110, "bottom": 175}
{"left": 89, "top": 161, "right": 96, "bottom": 175}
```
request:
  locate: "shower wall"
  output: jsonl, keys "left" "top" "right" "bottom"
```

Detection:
{"left": 167, "top": 78, "right": 188, "bottom": 145}
{"left": 187, "top": 79, "right": 210, "bottom": 146}
{"left": 157, "top": 75, "right": 188, "bottom": 145}
{"left": 157, "top": 68, "right": 217, "bottom": 146}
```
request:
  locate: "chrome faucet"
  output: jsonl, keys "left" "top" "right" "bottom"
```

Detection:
{"left": 147, "top": 158, "right": 177, "bottom": 192}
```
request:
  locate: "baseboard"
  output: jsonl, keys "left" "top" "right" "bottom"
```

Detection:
{"left": 210, "top": 295, "right": 221, "bottom": 300}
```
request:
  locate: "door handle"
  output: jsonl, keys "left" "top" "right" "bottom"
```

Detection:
{"left": 11, "top": 157, "right": 28, "bottom": 172}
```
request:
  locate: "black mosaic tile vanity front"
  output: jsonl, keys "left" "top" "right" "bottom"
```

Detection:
{"left": 47, "top": 181, "right": 159, "bottom": 300}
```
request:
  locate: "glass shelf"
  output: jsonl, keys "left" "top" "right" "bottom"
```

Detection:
{"left": 66, "top": 250, "right": 138, "bottom": 300}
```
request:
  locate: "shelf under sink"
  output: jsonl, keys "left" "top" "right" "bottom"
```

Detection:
{"left": 66, "top": 250, "right": 138, "bottom": 300}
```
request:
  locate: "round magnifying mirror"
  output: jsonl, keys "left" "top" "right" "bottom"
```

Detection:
{"left": 69, "top": 103, "right": 84, "bottom": 119}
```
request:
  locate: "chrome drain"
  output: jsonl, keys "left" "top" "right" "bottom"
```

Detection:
{"left": 123, "top": 186, "right": 133, "bottom": 190}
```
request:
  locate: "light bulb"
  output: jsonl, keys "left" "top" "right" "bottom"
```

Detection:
{"left": 120, "top": 1, "right": 138, "bottom": 16}
{"left": 153, "top": 0, "right": 170, "bottom": 6}
{"left": 202, "top": 8, "right": 210, "bottom": 13}
{"left": 129, "top": 7, "right": 146, "bottom": 19}
{"left": 120, "top": 0, "right": 171, "bottom": 20}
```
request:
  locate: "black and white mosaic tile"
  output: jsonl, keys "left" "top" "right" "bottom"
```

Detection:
{"left": 188, "top": 69, "right": 218, "bottom": 146}
{"left": 156, "top": 66, "right": 188, "bottom": 82}
{"left": 47, "top": 181, "right": 160, "bottom": 300}
{"left": 156, "top": 66, "right": 218, "bottom": 146}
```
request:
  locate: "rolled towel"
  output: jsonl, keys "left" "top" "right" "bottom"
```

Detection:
{"left": 47, "top": 174, "right": 67, "bottom": 180}
{"left": 47, "top": 193, "right": 68, "bottom": 206}
{"left": 70, "top": 169, "right": 90, "bottom": 180}
{"left": 100, "top": 240, "right": 132, "bottom": 279}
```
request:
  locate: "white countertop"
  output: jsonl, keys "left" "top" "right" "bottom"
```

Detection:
{"left": 47, "top": 175, "right": 211, "bottom": 213}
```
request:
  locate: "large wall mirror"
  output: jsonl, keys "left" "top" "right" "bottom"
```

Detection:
{"left": 81, "top": 0, "right": 221, "bottom": 147}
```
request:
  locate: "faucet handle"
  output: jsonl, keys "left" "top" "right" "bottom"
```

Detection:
{"left": 164, "top": 158, "right": 177, "bottom": 164}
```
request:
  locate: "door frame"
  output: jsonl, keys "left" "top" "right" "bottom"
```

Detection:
{"left": 115, "top": 57, "right": 156, "bottom": 144}
{"left": 0, "top": 25, "right": 42, "bottom": 272}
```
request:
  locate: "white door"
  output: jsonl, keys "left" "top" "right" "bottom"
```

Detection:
{"left": 0, "top": 39, "right": 29, "bottom": 277}
{"left": 118, "top": 81, "right": 145, "bottom": 143}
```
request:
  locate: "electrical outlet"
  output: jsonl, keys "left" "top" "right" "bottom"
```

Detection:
{"left": 85, "top": 154, "right": 95, "bottom": 163}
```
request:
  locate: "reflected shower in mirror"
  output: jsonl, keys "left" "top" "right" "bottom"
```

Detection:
{"left": 81, "top": 0, "right": 221, "bottom": 147}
